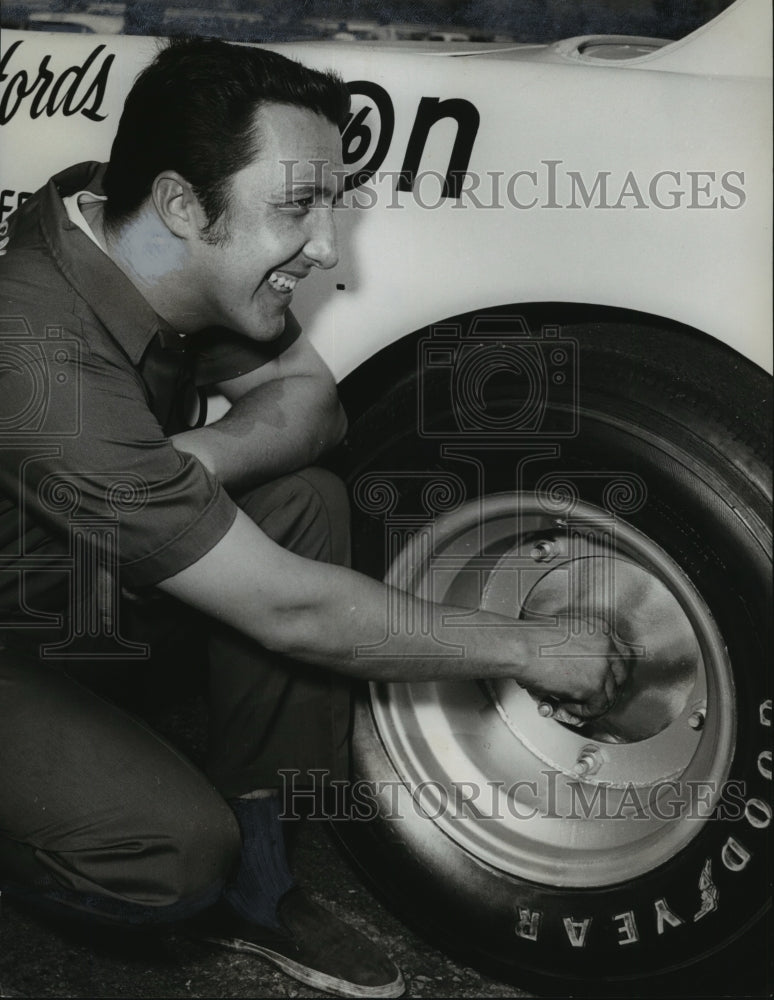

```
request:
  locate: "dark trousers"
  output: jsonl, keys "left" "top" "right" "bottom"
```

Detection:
{"left": 0, "top": 468, "right": 351, "bottom": 924}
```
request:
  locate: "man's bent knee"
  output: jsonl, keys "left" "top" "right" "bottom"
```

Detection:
{"left": 17, "top": 794, "right": 240, "bottom": 919}
{"left": 0, "top": 797, "right": 240, "bottom": 925}
{"left": 135, "top": 794, "right": 242, "bottom": 907}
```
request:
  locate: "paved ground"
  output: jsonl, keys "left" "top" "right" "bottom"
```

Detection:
{"left": 0, "top": 815, "right": 532, "bottom": 999}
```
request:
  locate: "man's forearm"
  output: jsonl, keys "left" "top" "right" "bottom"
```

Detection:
{"left": 234, "top": 556, "right": 612, "bottom": 706}
{"left": 254, "top": 557, "right": 549, "bottom": 685}
{"left": 159, "top": 510, "right": 626, "bottom": 714}
{"left": 171, "top": 376, "right": 347, "bottom": 492}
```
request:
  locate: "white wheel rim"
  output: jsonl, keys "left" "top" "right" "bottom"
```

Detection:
{"left": 370, "top": 493, "right": 736, "bottom": 887}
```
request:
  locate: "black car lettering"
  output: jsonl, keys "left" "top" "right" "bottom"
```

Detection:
{"left": 344, "top": 82, "right": 479, "bottom": 199}
{"left": 0, "top": 40, "right": 114, "bottom": 124}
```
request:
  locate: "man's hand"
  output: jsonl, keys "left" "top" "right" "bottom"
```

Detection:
{"left": 523, "top": 621, "right": 631, "bottom": 725}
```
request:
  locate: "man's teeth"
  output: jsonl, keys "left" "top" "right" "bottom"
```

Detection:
{"left": 268, "top": 271, "right": 298, "bottom": 292}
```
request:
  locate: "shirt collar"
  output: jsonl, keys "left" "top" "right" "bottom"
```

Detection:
{"left": 39, "top": 162, "right": 185, "bottom": 364}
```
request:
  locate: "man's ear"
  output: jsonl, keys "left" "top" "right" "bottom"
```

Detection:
{"left": 151, "top": 171, "right": 205, "bottom": 239}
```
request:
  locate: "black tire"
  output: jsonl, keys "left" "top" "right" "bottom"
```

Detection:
{"left": 333, "top": 308, "right": 772, "bottom": 996}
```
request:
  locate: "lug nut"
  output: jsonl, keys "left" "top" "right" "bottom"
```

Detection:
{"left": 530, "top": 540, "right": 555, "bottom": 562}
{"left": 574, "top": 746, "right": 601, "bottom": 777}
{"left": 688, "top": 710, "right": 706, "bottom": 731}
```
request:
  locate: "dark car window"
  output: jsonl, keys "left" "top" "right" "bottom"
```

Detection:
{"left": 1, "top": 1, "right": 737, "bottom": 44}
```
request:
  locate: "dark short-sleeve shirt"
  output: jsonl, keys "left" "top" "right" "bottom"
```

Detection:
{"left": 0, "top": 161, "right": 301, "bottom": 627}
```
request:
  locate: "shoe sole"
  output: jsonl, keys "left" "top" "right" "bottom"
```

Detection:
{"left": 198, "top": 933, "right": 406, "bottom": 999}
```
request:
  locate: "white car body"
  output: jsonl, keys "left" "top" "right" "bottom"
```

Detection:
{"left": 0, "top": 0, "right": 771, "bottom": 382}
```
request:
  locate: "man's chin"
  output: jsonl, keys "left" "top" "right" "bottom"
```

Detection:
{"left": 243, "top": 307, "right": 288, "bottom": 342}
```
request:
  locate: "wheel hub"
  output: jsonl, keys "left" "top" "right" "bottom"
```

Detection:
{"left": 481, "top": 530, "right": 706, "bottom": 787}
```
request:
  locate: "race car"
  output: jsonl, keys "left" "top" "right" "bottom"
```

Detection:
{"left": 1, "top": 0, "right": 771, "bottom": 992}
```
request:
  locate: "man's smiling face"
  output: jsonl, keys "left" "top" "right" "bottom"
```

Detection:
{"left": 189, "top": 101, "right": 344, "bottom": 341}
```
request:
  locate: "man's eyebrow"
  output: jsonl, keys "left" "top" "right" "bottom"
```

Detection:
{"left": 281, "top": 181, "right": 344, "bottom": 204}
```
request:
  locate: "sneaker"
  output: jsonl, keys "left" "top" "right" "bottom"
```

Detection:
{"left": 191, "top": 887, "right": 405, "bottom": 998}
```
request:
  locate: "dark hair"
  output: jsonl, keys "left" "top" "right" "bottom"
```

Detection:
{"left": 102, "top": 37, "right": 350, "bottom": 235}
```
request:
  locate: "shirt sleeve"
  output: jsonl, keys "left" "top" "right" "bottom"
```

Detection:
{"left": 0, "top": 322, "right": 238, "bottom": 591}
{"left": 193, "top": 311, "right": 302, "bottom": 387}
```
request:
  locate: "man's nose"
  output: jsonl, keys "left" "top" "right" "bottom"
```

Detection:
{"left": 305, "top": 207, "right": 338, "bottom": 270}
